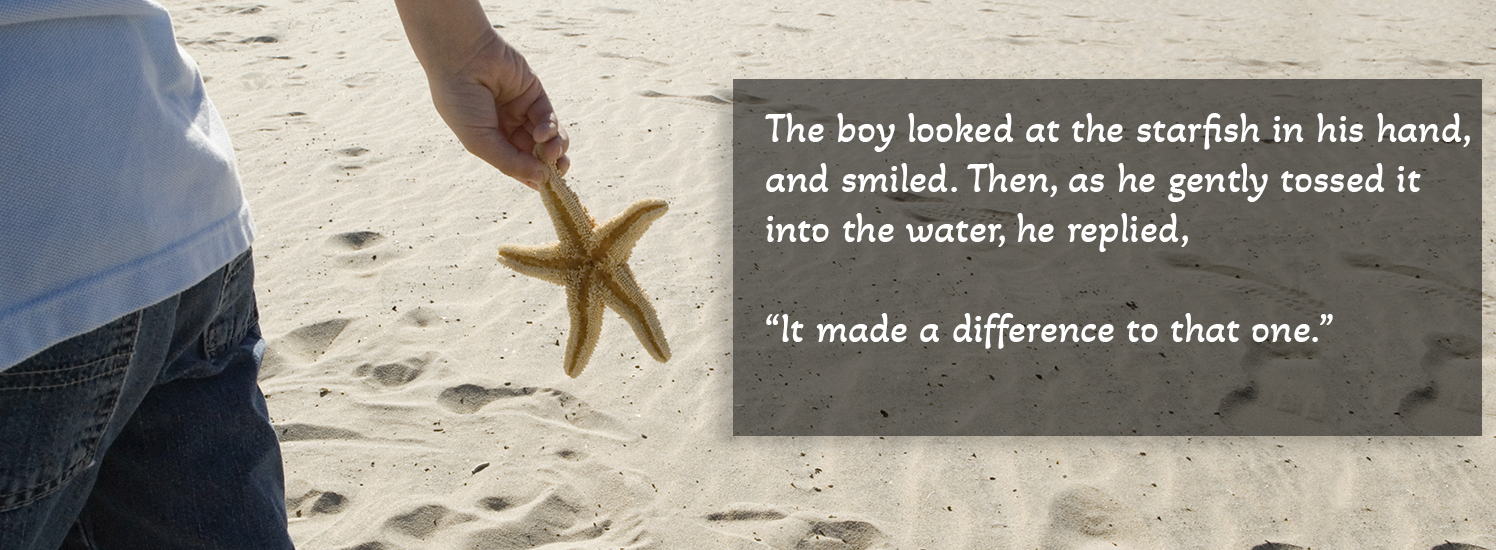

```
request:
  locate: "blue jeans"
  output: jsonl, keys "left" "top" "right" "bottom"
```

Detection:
{"left": 0, "top": 250, "right": 293, "bottom": 549}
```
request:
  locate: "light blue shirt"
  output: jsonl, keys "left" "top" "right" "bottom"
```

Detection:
{"left": 0, "top": 0, "right": 254, "bottom": 370}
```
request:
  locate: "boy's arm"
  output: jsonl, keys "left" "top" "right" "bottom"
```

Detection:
{"left": 394, "top": 0, "right": 567, "bottom": 188}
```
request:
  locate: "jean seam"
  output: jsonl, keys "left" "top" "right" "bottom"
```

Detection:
{"left": 0, "top": 364, "right": 130, "bottom": 392}
{"left": 0, "top": 379, "right": 116, "bottom": 510}
{"left": 0, "top": 352, "right": 130, "bottom": 377}
{"left": 0, "top": 453, "right": 94, "bottom": 512}
{"left": 204, "top": 250, "right": 253, "bottom": 362}
{"left": 219, "top": 249, "right": 250, "bottom": 299}
{"left": 0, "top": 311, "right": 139, "bottom": 512}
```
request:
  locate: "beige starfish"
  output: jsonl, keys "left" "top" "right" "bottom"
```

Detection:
{"left": 496, "top": 150, "right": 671, "bottom": 377}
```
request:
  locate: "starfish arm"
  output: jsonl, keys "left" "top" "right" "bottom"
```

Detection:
{"left": 538, "top": 177, "right": 597, "bottom": 252}
{"left": 499, "top": 149, "right": 671, "bottom": 377}
{"left": 496, "top": 243, "right": 577, "bottom": 286}
{"left": 599, "top": 263, "right": 671, "bottom": 363}
{"left": 593, "top": 199, "right": 668, "bottom": 264}
{"left": 562, "top": 271, "right": 607, "bottom": 378}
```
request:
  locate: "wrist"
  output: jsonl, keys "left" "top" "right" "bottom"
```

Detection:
{"left": 394, "top": 0, "right": 498, "bottom": 78}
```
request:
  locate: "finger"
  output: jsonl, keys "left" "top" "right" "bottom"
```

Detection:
{"left": 544, "top": 121, "right": 569, "bottom": 177}
{"left": 525, "top": 84, "right": 561, "bottom": 144}
{"left": 508, "top": 124, "right": 539, "bottom": 158}
{"left": 535, "top": 130, "right": 568, "bottom": 166}
{"left": 464, "top": 127, "right": 546, "bottom": 188}
{"left": 530, "top": 113, "right": 560, "bottom": 148}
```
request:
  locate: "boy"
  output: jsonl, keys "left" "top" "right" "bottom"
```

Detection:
{"left": 0, "top": 0, "right": 565, "bottom": 547}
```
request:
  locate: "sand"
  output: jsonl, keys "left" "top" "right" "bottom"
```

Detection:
{"left": 162, "top": 0, "right": 1495, "bottom": 548}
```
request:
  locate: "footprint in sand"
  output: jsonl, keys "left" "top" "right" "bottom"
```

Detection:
{"left": 279, "top": 318, "right": 353, "bottom": 358}
{"left": 1217, "top": 341, "right": 1334, "bottom": 435}
{"left": 436, "top": 385, "right": 628, "bottom": 437}
{"left": 385, "top": 504, "right": 479, "bottom": 540}
{"left": 1251, "top": 543, "right": 1305, "bottom": 550}
{"left": 1431, "top": 543, "right": 1490, "bottom": 550}
{"left": 354, "top": 352, "right": 440, "bottom": 388}
{"left": 362, "top": 484, "right": 631, "bottom": 549}
{"left": 277, "top": 419, "right": 446, "bottom": 447}
{"left": 286, "top": 488, "right": 349, "bottom": 518}
{"left": 437, "top": 384, "right": 537, "bottom": 414}
{"left": 396, "top": 306, "right": 444, "bottom": 328}
{"left": 1039, "top": 486, "right": 1160, "bottom": 550}
{"left": 339, "top": 543, "right": 389, "bottom": 550}
{"left": 326, "top": 230, "right": 406, "bottom": 271}
{"left": 260, "top": 317, "right": 352, "bottom": 380}
{"left": 1159, "top": 252, "right": 1324, "bottom": 314}
{"left": 338, "top": 505, "right": 472, "bottom": 547}
{"left": 1397, "top": 333, "right": 1481, "bottom": 434}
{"left": 463, "top": 489, "right": 612, "bottom": 549}
{"left": 274, "top": 423, "right": 365, "bottom": 442}
{"left": 332, "top": 147, "right": 377, "bottom": 172}
{"left": 1342, "top": 252, "right": 1493, "bottom": 312}
{"left": 328, "top": 230, "right": 378, "bottom": 248}
{"left": 704, "top": 503, "right": 891, "bottom": 550}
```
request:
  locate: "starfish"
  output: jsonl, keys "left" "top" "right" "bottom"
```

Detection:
{"left": 496, "top": 152, "right": 671, "bottom": 378}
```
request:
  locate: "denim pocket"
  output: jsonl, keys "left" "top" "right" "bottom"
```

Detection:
{"left": 0, "top": 313, "right": 136, "bottom": 512}
{"left": 203, "top": 250, "right": 258, "bottom": 362}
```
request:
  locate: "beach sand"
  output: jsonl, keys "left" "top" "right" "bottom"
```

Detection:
{"left": 164, "top": 0, "right": 1495, "bottom": 547}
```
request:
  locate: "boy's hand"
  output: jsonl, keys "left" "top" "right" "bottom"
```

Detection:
{"left": 396, "top": 0, "right": 568, "bottom": 188}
